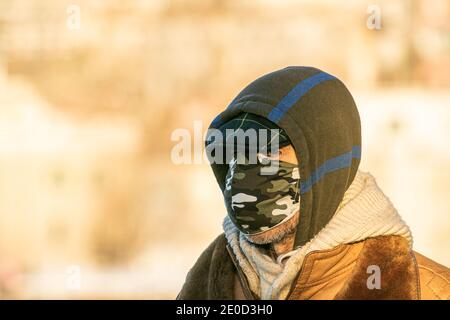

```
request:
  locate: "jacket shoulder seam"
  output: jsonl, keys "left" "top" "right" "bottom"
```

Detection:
{"left": 410, "top": 249, "right": 421, "bottom": 299}
{"left": 418, "top": 265, "right": 450, "bottom": 284}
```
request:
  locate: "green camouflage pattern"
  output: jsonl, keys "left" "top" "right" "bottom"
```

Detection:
{"left": 223, "top": 156, "right": 300, "bottom": 234}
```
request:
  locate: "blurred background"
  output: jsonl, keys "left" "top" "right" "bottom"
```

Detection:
{"left": 0, "top": 0, "right": 449, "bottom": 299}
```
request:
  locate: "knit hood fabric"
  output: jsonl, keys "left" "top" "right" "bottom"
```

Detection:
{"left": 223, "top": 170, "right": 413, "bottom": 300}
{"left": 206, "top": 66, "right": 361, "bottom": 247}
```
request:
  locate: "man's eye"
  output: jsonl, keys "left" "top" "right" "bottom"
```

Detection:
{"left": 258, "top": 151, "right": 281, "bottom": 161}
{"left": 257, "top": 153, "right": 276, "bottom": 164}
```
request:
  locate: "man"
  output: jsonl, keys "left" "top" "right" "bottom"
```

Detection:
{"left": 177, "top": 66, "right": 450, "bottom": 300}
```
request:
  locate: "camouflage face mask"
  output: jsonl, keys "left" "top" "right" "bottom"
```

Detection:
{"left": 223, "top": 156, "right": 300, "bottom": 235}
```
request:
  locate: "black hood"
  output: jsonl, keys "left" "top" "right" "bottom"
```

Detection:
{"left": 206, "top": 66, "right": 361, "bottom": 248}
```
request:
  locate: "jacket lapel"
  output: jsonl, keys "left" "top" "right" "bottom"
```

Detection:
{"left": 207, "top": 236, "right": 236, "bottom": 299}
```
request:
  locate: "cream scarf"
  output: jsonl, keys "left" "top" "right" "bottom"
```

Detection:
{"left": 223, "top": 170, "right": 412, "bottom": 300}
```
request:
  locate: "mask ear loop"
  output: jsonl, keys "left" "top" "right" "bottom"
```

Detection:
{"left": 257, "top": 152, "right": 271, "bottom": 165}
{"left": 293, "top": 169, "right": 301, "bottom": 204}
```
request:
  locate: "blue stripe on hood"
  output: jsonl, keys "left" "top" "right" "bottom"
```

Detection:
{"left": 300, "top": 145, "right": 361, "bottom": 194}
{"left": 268, "top": 72, "right": 335, "bottom": 123}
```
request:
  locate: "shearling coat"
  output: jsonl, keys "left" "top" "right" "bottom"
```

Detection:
{"left": 177, "top": 234, "right": 450, "bottom": 300}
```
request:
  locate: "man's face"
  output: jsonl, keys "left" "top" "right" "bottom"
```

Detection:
{"left": 244, "top": 144, "right": 300, "bottom": 245}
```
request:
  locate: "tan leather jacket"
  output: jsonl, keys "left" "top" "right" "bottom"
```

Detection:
{"left": 231, "top": 236, "right": 450, "bottom": 300}
{"left": 177, "top": 234, "right": 449, "bottom": 300}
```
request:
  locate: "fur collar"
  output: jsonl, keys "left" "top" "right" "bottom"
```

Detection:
{"left": 334, "top": 235, "right": 420, "bottom": 300}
